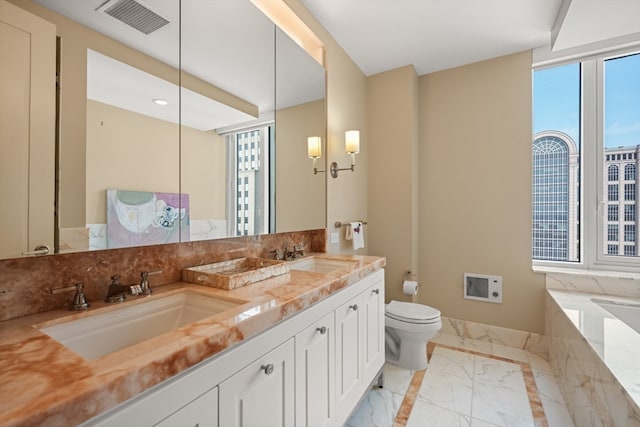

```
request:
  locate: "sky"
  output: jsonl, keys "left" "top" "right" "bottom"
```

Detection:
{"left": 533, "top": 52, "right": 640, "bottom": 149}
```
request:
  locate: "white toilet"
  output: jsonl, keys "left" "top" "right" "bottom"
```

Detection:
{"left": 385, "top": 300, "right": 442, "bottom": 370}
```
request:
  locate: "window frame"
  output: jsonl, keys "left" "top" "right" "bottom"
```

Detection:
{"left": 532, "top": 45, "right": 640, "bottom": 273}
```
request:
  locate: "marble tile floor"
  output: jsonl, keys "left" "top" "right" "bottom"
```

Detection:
{"left": 344, "top": 334, "right": 574, "bottom": 427}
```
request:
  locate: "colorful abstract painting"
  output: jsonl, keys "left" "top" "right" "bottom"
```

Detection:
{"left": 106, "top": 189, "right": 190, "bottom": 248}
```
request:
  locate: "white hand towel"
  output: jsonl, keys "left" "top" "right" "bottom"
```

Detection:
{"left": 345, "top": 224, "right": 353, "bottom": 240}
{"left": 351, "top": 221, "right": 364, "bottom": 250}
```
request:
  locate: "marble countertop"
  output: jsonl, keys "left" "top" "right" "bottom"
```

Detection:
{"left": 0, "top": 254, "right": 385, "bottom": 427}
{"left": 547, "top": 289, "right": 640, "bottom": 407}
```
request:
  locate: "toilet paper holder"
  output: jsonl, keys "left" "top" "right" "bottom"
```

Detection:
{"left": 402, "top": 270, "right": 420, "bottom": 295}
{"left": 402, "top": 270, "right": 417, "bottom": 283}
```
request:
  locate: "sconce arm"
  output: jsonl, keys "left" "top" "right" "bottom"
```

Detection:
{"left": 330, "top": 161, "right": 355, "bottom": 178}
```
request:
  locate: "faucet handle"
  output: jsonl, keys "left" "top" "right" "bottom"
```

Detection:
{"left": 269, "top": 249, "right": 283, "bottom": 260}
{"left": 70, "top": 283, "right": 90, "bottom": 311}
{"left": 139, "top": 270, "right": 162, "bottom": 296}
{"left": 51, "top": 283, "right": 90, "bottom": 311}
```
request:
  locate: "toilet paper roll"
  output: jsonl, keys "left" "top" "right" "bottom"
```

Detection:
{"left": 403, "top": 280, "right": 419, "bottom": 295}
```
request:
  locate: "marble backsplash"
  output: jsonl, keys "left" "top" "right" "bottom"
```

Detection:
{"left": 0, "top": 229, "right": 326, "bottom": 322}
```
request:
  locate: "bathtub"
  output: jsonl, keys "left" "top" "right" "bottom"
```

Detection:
{"left": 546, "top": 290, "right": 640, "bottom": 426}
{"left": 592, "top": 298, "right": 640, "bottom": 334}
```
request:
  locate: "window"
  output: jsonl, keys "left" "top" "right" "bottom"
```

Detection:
{"left": 532, "top": 135, "right": 577, "bottom": 261}
{"left": 226, "top": 125, "right": 273, "bottom": 237}
{"left": 533, "top": 49, "right": 640, "bottom": 270}
{"left": 625, "top": 183, "right": 636, "bottom": 201}
{"left": 624, "top": 225, "right": 636, "bottom": 242}
{"left": 625, "top": 204, "right": 636, "bottom": 222}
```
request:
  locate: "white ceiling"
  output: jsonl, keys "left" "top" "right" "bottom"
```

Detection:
{"left": 35, "top": 0, "right": 325, "bottom": 131}
{"left": 33, "top": 0, "right": 640, "bottom": 129}
{"left": 300, "top": 0, "right": 640, "bottom": 76}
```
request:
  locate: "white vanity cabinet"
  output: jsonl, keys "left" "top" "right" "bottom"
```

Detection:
{"left": 154, "top": 387, "right": 218, "bottom": 427}
{"left": 335, "top": 278, "right": 385, "bottom": 422}
{"left": 84, "top": 269, "right": 384, "bottom": 427}
{"left": 219, "top": 338, "right": 295, "bottom": 427}
{"left": 362, "top": 280, "right": 385, "bottom": 384}
{"left": 294, "top": 312, "right": 335, "bottom": 427}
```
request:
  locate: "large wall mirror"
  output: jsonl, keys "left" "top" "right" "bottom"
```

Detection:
{"left": 0, "top": 0, "right": 326, "bottom": 259}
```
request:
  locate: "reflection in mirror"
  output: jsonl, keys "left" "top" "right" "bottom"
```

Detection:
{"left": 86, "top": 50, "right": 182, "bottom": 249}
{"left": 0, "top": 0, "right": 325, "bottom": 260}
{"left": 179, "top": 0, "right": 275, "bottom": 241}
{"left": 274, "top": 27, "right": 326, "bottom": 233}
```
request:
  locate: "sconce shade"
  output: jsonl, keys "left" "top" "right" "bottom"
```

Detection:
{"left": 308, "top": 136, "right": 322, "bottom": 159}
{"left": 345, "top": 130, "right": 360, "bottom": 154}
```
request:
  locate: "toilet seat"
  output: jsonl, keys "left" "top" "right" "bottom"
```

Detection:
{"left": 385, "top": 300, "right": 440, "bottom": 324}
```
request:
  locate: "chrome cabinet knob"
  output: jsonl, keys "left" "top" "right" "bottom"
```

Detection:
{"left": 350, "top": 304, "right": 358, "bottom": 311}
{"left": 316, "top": 326, "right": 327, "bottom": 334}
{"left": 261, "top": 364, "right": 274, "bottom": 375}
{"left": 372, "top": 289, "right": 380, "bottom": 294}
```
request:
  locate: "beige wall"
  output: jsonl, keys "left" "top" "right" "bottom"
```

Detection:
{"left": 418, "top": 51, "right": 546, "bottom": 333}
{"left": 367, "top": 66, "right": 420, "bottom": 303}
{"left": 182, "top": 129, "right": 226, "bottom": 221}
{"left": 286, "top": 0, "right": 368, "bottom": 254}
{"left": 291, "top": 1, "right": 545, "bottom": 334}
{"left": 275, "top": 99, "right": 325, "bottom": 232}
{"left": 86, "top": 100, "right": 224, "bottom": 223}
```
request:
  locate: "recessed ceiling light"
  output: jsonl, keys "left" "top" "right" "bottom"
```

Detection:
{"left": 153, "top": 98, "right": 168, "bottom": 106}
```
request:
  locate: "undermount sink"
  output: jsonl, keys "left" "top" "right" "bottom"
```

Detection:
{"left": 289, "top": 257, "right": 358, "bottom": 273}
{"left": 37, "top": 291, "right": 246, "bottom": 360}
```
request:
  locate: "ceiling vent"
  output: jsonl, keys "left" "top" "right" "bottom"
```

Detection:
{"left": 98, "top": 0, "right": 170, "bottom": 35}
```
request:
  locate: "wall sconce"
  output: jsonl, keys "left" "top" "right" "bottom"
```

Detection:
{"left": 308, "top": 136, "right": 325, "bottom": 174}
{"left": 330, "top": 130, "right": 359, "bottom": 178}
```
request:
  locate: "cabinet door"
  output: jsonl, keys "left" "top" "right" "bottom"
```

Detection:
{"left": 295, "top": 312, "right": 335, "bottom": 427}
{"left": 155, "top": 387, "right": 218, "bottom": 427}
{"left": 334, "top": 294, "right": 362, "bottom": 420}
{"left": 0, "top": 0, "right": 55, "bottom": 259}
{"left": 219, "top": 338, "right": 294, "bottom": 427}
{"left": 363, "top": 280, "right": 385, "bottom": 382}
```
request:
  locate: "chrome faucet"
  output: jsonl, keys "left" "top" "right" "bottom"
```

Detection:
{"left": 284, "top": 247, "right": 296, "bottom": 260}
{"left": 293, "top": 244, "right": 305, "bottom": 258}
{"left": 104, "top": 275, "right": 128, "bottom": 303}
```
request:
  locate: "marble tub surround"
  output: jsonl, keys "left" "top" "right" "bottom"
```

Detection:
{"left": 0, "top": 229, "right": 326, "bottom": 322}
{"left": 439, "top": 316, "right": 548, "bottom": 359}
{"left": 0, "top": 253, "right": 384, "bottom": 426}
{"left": 546, "top": 271, "right": 640, "bottom": 298}
{"left": 546, "top": 290, "right": 640, "bottom": 426}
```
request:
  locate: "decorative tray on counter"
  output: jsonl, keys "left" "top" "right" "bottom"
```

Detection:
{"left": 182, "top": 257, "right": 290, "bottom": 290}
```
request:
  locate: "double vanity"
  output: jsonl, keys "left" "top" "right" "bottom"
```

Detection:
{"left": 0, "top": 253, "right": 386, "bottom": 426}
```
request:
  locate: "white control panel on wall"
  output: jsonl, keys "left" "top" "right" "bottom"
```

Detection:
{"left": 463, "top": 273, "right": 503, "bottom": 303}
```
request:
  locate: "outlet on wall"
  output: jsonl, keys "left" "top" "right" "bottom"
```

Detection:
{"left": 330, "top": 233, "right": 339, "bottom": 244}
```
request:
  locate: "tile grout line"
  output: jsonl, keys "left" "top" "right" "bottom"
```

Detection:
{"left": 388, "top": 342, "right": 550, "bottom": 426}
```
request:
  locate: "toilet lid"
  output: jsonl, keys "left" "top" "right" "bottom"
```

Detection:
{"left": 386, "top": 300, "right": 440, "bottom": 322}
